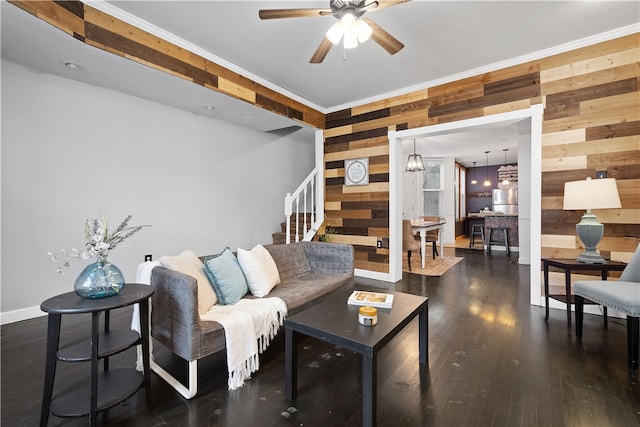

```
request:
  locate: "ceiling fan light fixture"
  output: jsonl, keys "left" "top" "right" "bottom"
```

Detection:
{"left": 326, "top": 21, "right": 343, "bottom": 45}
{"left": 259, "top": 0, "right": 407, "bottom": 64}
{"left": 344, "top": 31, "right": 359, "bottom": 49}
{"left": 341, "top": 11, "right": 357, "bottom": 31}
{"left": 355, "top": 19, "right": 372, "bottom": 42}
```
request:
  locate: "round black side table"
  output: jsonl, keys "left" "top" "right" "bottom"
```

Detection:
{"left": 40, "top": 284, "right": 154, "bottom": 426}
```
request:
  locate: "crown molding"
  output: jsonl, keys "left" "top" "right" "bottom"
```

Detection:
{"left": 327, "top": 24, "right": 640, "bottom": 113}
{"left": 86, "top": 2, "right": 638, "bottom": 115}
{"left": 87, "top": 0, "right": 328, "bottom": 114}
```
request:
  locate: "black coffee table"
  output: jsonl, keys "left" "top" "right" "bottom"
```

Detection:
{"left": 284, "top": 288, "right": 428, "bottom": 427}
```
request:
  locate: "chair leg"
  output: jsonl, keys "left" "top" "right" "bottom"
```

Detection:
{"left": 575, "top": 295, "right": 585, "bottom": 339}
{"left": 503, "top": 229, "right": 510, "bottom": 255}
{"left": 432, "top": 241, "right": 438, "bottom": 259}
{"left": 627, "top": 316, "right": 639, "bottom": 371}
{"left": 407, "top": 251, "right": 412, "bottom": 271}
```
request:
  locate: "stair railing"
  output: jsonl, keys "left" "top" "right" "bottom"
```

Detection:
{"left": 284, "top": 167, "right": 324, "bottom": 244}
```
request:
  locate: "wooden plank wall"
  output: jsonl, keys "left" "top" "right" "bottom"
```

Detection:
{"left": 9, "top": 0, "right": 325, "bottom": 129}
{"left": 325, "top": 34, "right": 640, "bottom": 273}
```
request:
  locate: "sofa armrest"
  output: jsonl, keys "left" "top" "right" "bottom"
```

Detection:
{"left": 150, "top": 266, "right": 202, "bottom": 361}
{"left": 302, "top": 241, "right": 355, "bottom": 274}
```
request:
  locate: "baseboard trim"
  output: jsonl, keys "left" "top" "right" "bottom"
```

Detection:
{"left": 355, "top": 269, "right": 392, "bottom": 282}
{"left": 0, "top": 305, "right": 46, "bottom": 325}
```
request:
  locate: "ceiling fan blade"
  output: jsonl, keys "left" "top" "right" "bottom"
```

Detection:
{"left": 366, "top": 0, "right": 411, "bottom": 12}
{"left": 362, "top": 18, "right": 404, "bottom": 55}
{"left": 310, "top": 38, "right": 334, "bottom": 64}
{"left": 259, "top": 8, "right": 332, "bottom": 20}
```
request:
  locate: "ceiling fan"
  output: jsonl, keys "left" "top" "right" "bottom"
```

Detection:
{"left": 259, "top": 0, "right": 410, "bottom": 63}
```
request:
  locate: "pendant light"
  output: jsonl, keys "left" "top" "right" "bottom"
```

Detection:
{"left": 483, "top": 151, "right": 491, "bottom": 187}
{"left": 405, "top": 139, "right": 425, "bottom": 172}
{"left": 470, "top": 162, "right": 478, "bottom": 185}
{"left": 501, "top": 149, "right": 510, "bottom": 185}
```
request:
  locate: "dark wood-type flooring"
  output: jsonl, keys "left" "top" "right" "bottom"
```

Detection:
{"left": 2, "top": 249, "right": 639, "bottom": 426}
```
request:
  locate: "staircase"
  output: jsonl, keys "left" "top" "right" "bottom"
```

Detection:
{"left": 274, "top": 166, "right": 324, "bottom": 245}
{"left": 272, "top": 213, "right": 316, "bottom": 245}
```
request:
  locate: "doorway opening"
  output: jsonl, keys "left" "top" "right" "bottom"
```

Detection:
{"left": 388, "top": 105, "right": 544, "bottom": 307}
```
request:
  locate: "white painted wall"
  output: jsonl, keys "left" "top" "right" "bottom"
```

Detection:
{"left": 0, "top": 60, "right": 315, "bottom": 322}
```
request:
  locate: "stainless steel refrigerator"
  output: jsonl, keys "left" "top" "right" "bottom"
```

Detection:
{"left": 492, "top": 189, "right": 518, "bottom": 214}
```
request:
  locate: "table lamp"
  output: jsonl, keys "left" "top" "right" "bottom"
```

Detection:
{"left": 563, "top": 177, "right": 621, "bottom": 264}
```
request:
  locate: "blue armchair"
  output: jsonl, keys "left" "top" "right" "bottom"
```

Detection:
{"left": 574, "top": 245, "right": 640, "bottom": 370}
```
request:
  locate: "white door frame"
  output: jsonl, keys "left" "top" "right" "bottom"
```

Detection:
{"left": 385, "top": 105, "right": 544, "bottom": 306}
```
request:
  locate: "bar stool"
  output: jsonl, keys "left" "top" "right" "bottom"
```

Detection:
{"left": 486, "top": 227, "right": 510, "bottom": 254}
{"left": 469, "top": 224, "right": 485, "bottom": 248}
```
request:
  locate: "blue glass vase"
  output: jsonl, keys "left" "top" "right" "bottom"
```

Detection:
{"left": 74, "top": 258, "right": 125, "bottom": 299}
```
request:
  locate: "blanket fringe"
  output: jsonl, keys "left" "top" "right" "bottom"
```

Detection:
{"left": 205, "top": 297, "right": 288, "bottom": 390}
{"left": 258, "top": 298, "right": 287, "bottom": 353}
{"left": 228, "top": 353, "right": 260, "bottom": 390}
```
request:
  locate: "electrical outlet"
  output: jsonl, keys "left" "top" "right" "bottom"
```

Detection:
{"left": 377, "top": 239, "right": 382, "bottom": 248}
{"left": 381, "top": 238, "right": 390, "bottom": 249}
{"left": 144, "top": 254, "right": 152, "bottom": 262}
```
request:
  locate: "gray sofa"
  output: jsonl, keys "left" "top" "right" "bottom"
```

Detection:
{"left": 149, "top": 241, "right": 355, "bottom": 398}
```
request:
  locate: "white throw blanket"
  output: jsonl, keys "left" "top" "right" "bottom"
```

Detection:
{"left": 132, "top": 260, "right": 161, "bottom": 371}
{"left": 201, "top": 297, "right": 287, "bottom": 390}
{"left": 132, "top": 260, "right": 288, "bottom": 390}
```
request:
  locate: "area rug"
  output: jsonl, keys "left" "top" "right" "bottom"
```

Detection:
{"left": 402, "top": 254, "right": 463, "bottom": 276}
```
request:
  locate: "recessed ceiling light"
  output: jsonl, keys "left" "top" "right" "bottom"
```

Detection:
{"left": 203, "top": 105, "right": 216, "bottom": 111}
{"left": 243, "top": 117, "right": 253, "bottom": 121}
{"left": 63, "top": 61, "right": 82, "bottom": 71}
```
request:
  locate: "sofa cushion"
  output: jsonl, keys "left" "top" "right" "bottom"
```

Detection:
{"left": 203, "top": 248, "right": 248, "bottom": 305}
{"left": 159, "top": 249, "right": 217, "bottom": 316}
{"left": 575, "top": 280, "right": 640, "bottom": 317}
{"left": 265, "top": 243, "right": 311, "bottom": 282}
{"left": 237, "top": 244, "right": 281, "bottom": 297}
{"left": 268, "top": 272, "right": 354, "bottom": 314}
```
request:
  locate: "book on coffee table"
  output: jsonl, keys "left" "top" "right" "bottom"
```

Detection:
{"left": 347, "top": 290, "right": 394, "bottom": 309}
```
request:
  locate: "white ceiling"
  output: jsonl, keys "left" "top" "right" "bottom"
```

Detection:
{"left": 411, "top": 118, "right": 528, "bottom": 166}
{"left": 100, "top": 0, "right": 639, "bottom": 110}
{"left": 2, "top": 1, "right": 638, "bottom": 163}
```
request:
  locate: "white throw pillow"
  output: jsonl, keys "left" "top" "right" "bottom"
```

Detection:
{"left": 237, "top": 244, "right": 281, "bottom": 297}
{"left": 159, "top": 249, "right": 217, "bottom": 317}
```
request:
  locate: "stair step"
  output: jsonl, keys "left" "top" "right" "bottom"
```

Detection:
{"left": 272, "top": 232, "right": 287, "bottom": 245}
{"left": 272, "top": 212, "right": 318, "bottom": 245}
{"left": 280, "top": 222, "right": 314, "bottom": 233}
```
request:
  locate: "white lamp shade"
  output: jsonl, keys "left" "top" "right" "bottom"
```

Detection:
{"left": 326, "top": 21, "right": 343, "bottom": 45}
{"left": 341, "top": 12, "right": 356, "bottom": 31}
{"left": 343, "top": 32, "right": 358, "bottom": 49}
{"left": 563, "top": 178, "right": 621, "bottom": 210}
{"left": 355, "top": 19, "right": 372, "bottom": 42}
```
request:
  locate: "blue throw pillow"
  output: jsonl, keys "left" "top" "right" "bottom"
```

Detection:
{"left": 203, "top": 248, "right": 248, "bottom": 305}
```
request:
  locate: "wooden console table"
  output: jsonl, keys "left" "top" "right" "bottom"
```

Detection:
{"left": 542, "top": 258, "right": 627, "bottom": 331}
{"left": 40, "top": 284, "right": 153, "bottom": 426}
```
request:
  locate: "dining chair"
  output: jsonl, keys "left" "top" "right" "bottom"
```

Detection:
{"left": 414, "top": 216, "right": 440, "bottom": 259}
{"left": 403, "top": 219, "right": 422, "bottom": 271}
